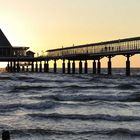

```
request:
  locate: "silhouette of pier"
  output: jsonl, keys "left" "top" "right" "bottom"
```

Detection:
{"left": 0, "top": 29, "right": 140, "bottom": 76}
{"left": 46, "top": 37, "right": 140, "bottom": 76}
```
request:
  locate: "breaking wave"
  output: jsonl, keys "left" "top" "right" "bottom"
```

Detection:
{"left": 6, "top": 128, "right": 140, "bottom": 137}
{"left": 30, "top": 93, "right": 140, "bottom": 102}
{"left": 27, "top": 113, "right": 140, "bottom": 122}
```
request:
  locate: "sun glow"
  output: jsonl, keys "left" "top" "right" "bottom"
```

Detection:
{"left": 0, "top": 0, "right": 140, "bottom": 68}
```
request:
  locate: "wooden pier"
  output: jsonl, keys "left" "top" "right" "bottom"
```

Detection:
{"left": 1, "top": 29, "right": 140, "bottom": 76}
{"left": 46, "top": 36, "right": 140, "bottom": 76}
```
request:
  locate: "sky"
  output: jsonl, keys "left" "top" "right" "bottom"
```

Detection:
{"left": 0, "top": 0, "right": 140, "bottom": 67}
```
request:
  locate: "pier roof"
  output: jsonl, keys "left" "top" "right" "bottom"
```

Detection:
{"left": 26, "top": 50, "right": 35, "bottom": 54}
{"left": 13, "top": 46, "right": 29, "bottom": 50}
{"left": 0, "top": 29, "right": 12, "bottom": 47}
{"left": 46, "top": 36, "right": 140, "bottom": 52}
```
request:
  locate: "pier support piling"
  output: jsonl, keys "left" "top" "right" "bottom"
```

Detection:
{"left": 54, "top": 60, "right": 57, "bottom": 73}
{"left": 62, "top": 60, "right": 65, "bottom": 74}
{"left": 93, "top": 60, "right": 96, "bottom": 74}
{"left": 46, "top": 61, "right": 49, "bottom": 73}
{"left": 44, "top": 61, "right": 49, "bottom": 73}
{"left": 108, "top": 56, "right": 112, "bottom": 75}
{"left": 13, "top": 61, "right": 16, "bottom": 72}
{"left": 22, "top": 66, "right": 25, "bottom": 72}
{"left": 26, "top": 65, "right": 29, "bottom": 72}
{"left": 67, "top": 60, "right": 71, "bottom": 74}
{"left": 7, "top": 62, "right": 10, "bottom": 72}
{"left": 126, "top": 55, "right": 130, "bottom": 76}
{"left": 17, "top": 61, "right": 20, "bottom": 72}
{"left": 72, "top": 60, "right": 75, "bottom": 74}
{"left": 31, "top": 61, "right": 34, "bottom": 72}
{"left": 35, "top": 61, "right": 38, "bottom": 72}
{"left": 10, "top": 61, "right": 13, "bottom": 72}
{"left": 97, "top": 59, "right": 101, "bottom": 74}
{"left": 39, "top": 61, "right": 42, "bottom": 72}
{"left": 44, "top": 61, "right": 47, "bottom": 72}
{"left": 79, "top": 60, "right": 82, "bottom": 74}
{"left": 84, "top": 60, "right": 88, "bottom": 74}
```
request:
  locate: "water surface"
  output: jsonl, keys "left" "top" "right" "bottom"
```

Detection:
{"left": 0, "top": 68, "right": 140, "bottom": 140}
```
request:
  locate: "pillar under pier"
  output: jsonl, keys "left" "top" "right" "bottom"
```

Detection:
{"left": 44, "top": 61, "right": 49, "bottom": 73}
{"left": 67, "top": 60, "right": 71, "bottom": 74}
{"left": 10, "top": 61, "right": 13, "bottom": 72}
{"left": 44, "top": 61, "right": 47, "bottom": 72}
{"left": 36, "top": 61, "right": 38, "bottom": 72}
{"left": 17, "top": 61, "right": 20, "bottom": 72}
{"left": 46, "top": 61, "right": 49, "bottom": 73}
{"left": 26, "top": 65, "right": 29, "bottom": 72}
{"left": 31, "top": 61, "right": 34, "bottom": 72}
{"left": 126, "top": 55, "right": 130, "bottom": 76}
{"left": 7, "top": 62, "right": 10, "bottom": 72}
{"left": 72, "top": 60, "right": 75, "bottom": 74}
{"left": 39, "top": 61, "right": 42, "bottom": 72}
{"left": 22, "top": 66, "right": 25, "bottom": 72}
{"left": 84, "top": 60, "right": 88, "bottom": 74}
{"left": 13, "top": 61, "right": 16, "bottom": 72}
{"left": 108, "top": 56, "right": 112, "bottom": 75}
{"left": 62, "top": 60, "right": 65, "bottom": 74}
{"left": 54, "top": 60, "right": 57, "bottom": 73}
{"left": 93, "top": 60, "right": 96, "bottom": 74}
{"left": 97, "top": 59, "right": 101, "bottom": 74}
{"left": 79, "top": 60, "right": 82, "bottom": 74}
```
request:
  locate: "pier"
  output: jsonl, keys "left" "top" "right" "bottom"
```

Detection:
{"left": 1, "top": 29, "right": 140, "bottom": 76}
{"left": 46, "top": 37, "right": 140, "bottom": 76}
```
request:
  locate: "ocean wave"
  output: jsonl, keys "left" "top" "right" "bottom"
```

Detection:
{"left": 22, "top": 101, "right": 56, "bottom": 110}
{"left": 10, "top": 85, "right": 54, "bottom": 92}
{"left": 0, "top": 101, "right": 57, "bottom": 111}
{"left": 18, "top": 77, "right": 66, "bottom": 83}
{"left": 126, "top": 93, "right": 140, "bottom": 102}
{"left": 37, "top": 94, "right": 140, "bottom": 102}
{"left": 0, "top": 103, "right": 21, "bottom": 110}
{"left": 47, "top": 94, "right": 113, "bottom": 102}
{"left": 116, "top": 84, "right": 136, "bottom": 90}
{"left": 0, "top": 76, "right": 13, "bottom": 80}
{"left": 63, "top": 85, "right": 108, "bottom": 90}
{"left": 9, "top": 84, "right": 109, "bottom": 93}
{"left": 5, "top": 128, "right": 140, "bottom": 137}
{"left": 27, "top": 113, "right": 140, "bottom": 122}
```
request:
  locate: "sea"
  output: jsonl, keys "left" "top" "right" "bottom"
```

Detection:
{"left": 0, "top": 68, "right": 140, "bottom": 140}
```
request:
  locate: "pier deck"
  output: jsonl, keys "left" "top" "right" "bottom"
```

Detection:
{"left": 1, "top": 28, "right": 140, "bottom": 76}
{"left": 45, "top": 36, "right": 140, "bottom": 76}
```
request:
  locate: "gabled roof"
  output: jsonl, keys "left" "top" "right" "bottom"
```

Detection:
{"left": 13, "top": 46, "right": 29, "bottom": 50}
{"left": 26, "top": 50, "right": 35, "bottom": 54}
{"left": 0, "top": 29, "right": 12, "bottom": 47}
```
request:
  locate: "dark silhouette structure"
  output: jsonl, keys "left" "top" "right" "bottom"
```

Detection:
{"left": 0, "top": 29, "right": 37, "bottom": 72}
{"left": 2, "top": 130, "right": 10, "bottom": 140}
{"left": 0, "top": 28, "right": 140, "bottom": 76}
{"left": 46, "top": 37, "right": 140, "bottom": 76}
{"left": 26, "top": 50, "right": 35, "bottom": 57}
{"left": 0, "top": 29, "right": 11, "bottom": 46}
{"left": 0, "top": 29, "right": 29, "bottom": 57}
{"left": 0, "top": 29, "right": 12, "bottom": 57}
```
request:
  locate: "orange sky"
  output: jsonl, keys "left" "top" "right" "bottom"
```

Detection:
{"left": 1, "top": 0, "right": 140, "bottom": 67}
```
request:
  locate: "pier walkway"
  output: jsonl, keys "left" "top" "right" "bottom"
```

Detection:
{"left": 45, "top": 37, "right": 140, "bottom": 76}
{"left": 1, "top": 28, "right": 140, "bottom": 76}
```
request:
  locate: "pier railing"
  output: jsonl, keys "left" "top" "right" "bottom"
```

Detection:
{"left": 46, "top": 37, "right": 140, "bottom": 58}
